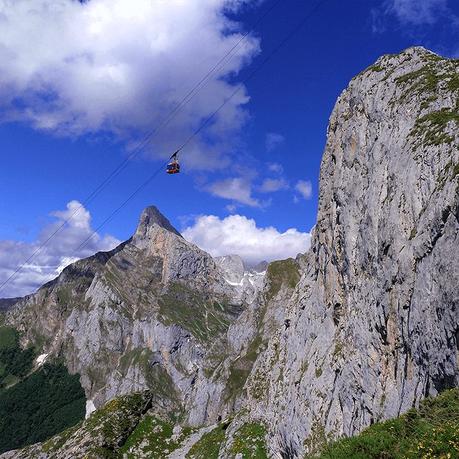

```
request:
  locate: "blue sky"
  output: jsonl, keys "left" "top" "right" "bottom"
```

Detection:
{"left": 0, "top": 0, "right": 458, "bottom": 297}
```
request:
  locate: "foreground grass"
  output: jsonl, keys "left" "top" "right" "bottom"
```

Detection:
{"left": 314, "top": 388, "right": 459, "bottom": 459}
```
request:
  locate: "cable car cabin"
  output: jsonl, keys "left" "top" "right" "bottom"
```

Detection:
{"left": 166, "top": 160, "right": 180, "bottom": 174}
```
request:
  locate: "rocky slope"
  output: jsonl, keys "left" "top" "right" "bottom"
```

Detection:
{"left": 6, "top": 387, "right": 457, "bottom": 459}
{"left": 1, "top": 46, "right": 458, "bottom": 458}
{"left": 3, "top": 206, "right": 264, "bottom": 422}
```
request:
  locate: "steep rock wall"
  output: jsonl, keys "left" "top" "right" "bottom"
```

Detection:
{"left": 246, "top": 47, "right": 459, "bottom": 457}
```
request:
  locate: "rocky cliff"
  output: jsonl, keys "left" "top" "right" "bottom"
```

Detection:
{"left": 243, "top": 46, "right": 459, "bottom": 457}
{"left": 1, "top": 46, "right": 458, "bottom": 458}
{"left": 3, "top": 206, "right": 262, "bottom": 421}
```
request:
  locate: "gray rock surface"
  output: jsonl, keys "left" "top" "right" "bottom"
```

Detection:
{"left": 244, "top": 46, "right": 459, "bottom": 457}
{"left": 4, "top": 207, "right": 261, "bottom": 417}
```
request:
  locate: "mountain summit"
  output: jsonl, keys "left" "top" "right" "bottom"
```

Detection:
{"left": 134, "top": 205, "right": 182, "bottom": 240}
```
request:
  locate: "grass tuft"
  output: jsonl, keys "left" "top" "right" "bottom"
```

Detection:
{"left": 312, "top": 388, "right": 459, "bottom": 459}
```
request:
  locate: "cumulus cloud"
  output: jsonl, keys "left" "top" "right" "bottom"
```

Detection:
{"left": 0, "top": 201, "right": 120, "bottom": 298}
{"left": 259, "top": 178, "right": 289, "bottom": 193}
{"left": 295, "top": 180, "right": 313, "bottom": 200}
{"left": 182, "top": 214, "right": 311, "bottom": 265}
{"left": 207, "top": 177, "right": 261, "bottom": 207}
{"left": 265, "top": 132, "right": 285, "bottom": 152}
{"left": 0, "top": 0, "right": 259, "bottom": 165}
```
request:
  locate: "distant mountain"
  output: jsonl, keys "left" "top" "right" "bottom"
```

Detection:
{"left": 0, "top": 298, "right": 20, "bottom": 312}
{"left": 1, "top": 46, "right": 458, "bottom": 458}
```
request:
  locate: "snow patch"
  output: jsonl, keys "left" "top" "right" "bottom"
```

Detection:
{"left": 86, "top": 400, "right": 96, "bottom": 419}
{"left": 36, "top": 353, "right": 48, "bottom": 365}
{"left": 224, "top": 278, "right": 244, "bottom": 287}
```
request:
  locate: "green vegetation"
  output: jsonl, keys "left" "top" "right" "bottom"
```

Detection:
{"left": 42, "top": 423, "right": 81, "bottom": 454}
{"left": 367, "top": 65, "right": 384, "bottom": 73}
{"left": 0, "top": 326, "right": 16, "bottom": 348}
{"left": 42, "top": 392, "right": 189, "bottom": 458}
{"left": 446, "top": 72, "right": 459, "bottom": 91}
{"left": 436, "top": 160, "right": 459, "bottom": 191}
{"left": 82, "top": 392, "right": 152, "bottom": 457}
{"left": 453, "top": 162, "right": 459, "bottom": 178}
{"left": 225, "top": 364, "right": 251, "bottom": 403}
{"left": 224, "top": 334, "right": 266, "bottom": 403}
{"left": 249, "top": 372, "right": 268, "bottom": 400}
{"left": 305, "top": 420, "right": 330, "bottom": 455}
{"left": 230, "top": 422, "right": 268, "bottom": 458}
{"left": 120, "top": 415, "right": 193, "bottom": 458}
{"left": 159, "top": 282, "right": 243, "bottom": 342}
{"left": 119, "top": 347, "right": 153, "bottom": 374}
{"left": 0, "top": 326, "right": 35, "bottom": 389}
{"left": 86, "top": 392, "right": 147, "bottom": 435}
{"left": 313, "top": 388, "right": 459, "bottom": 459}
{"left": 187, "top": 423, "right": 228, "bottom": 459}
{"left": 119, "top": 348, "right": 180, "bottom": 406}
{"left": 395, "top": 65, "right": 440, "bottom": 96}
{"left": 266, "top": 258, "right": 301, "bottom": 301}
{"left": 411, "top": 106, "right": 459, "bottom": 146}
{"left": 0, "top": 363, "right": 85, "bottom": 454}
{"left": 394, "top": 59, "right": 458, "bottom": 109}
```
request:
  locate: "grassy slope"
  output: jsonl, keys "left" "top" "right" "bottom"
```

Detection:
{"left": 314, "top": 388, "right": 459, "bottom": 459}
{"left": 8, "top": 389, "right": 457, "bottom": 458}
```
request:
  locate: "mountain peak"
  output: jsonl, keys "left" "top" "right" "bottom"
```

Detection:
{"left": 134, "top": 206, "right": 182, "bottom": 239}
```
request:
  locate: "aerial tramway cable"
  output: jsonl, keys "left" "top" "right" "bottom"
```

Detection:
{"left": 0, "top": 0, "right": 330, "bottom": 295}
{"left": 75, "top": 0, "right": 331, "bottom": 255}
{"left": 0, "top": 0, "right": 284, "bottom": 296}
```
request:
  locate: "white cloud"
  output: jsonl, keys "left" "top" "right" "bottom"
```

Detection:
{"left": 183, "top": 214, "right": 311, "bottom": 265}
{"left": 265, "top": 132, "right": 285, "bottom": 152}
{"left": 259, "top": 178, "right": 289, "bottom": 193}
{"left": 386, "top": 0, "right": 447, "bottom": 25}
{"left": 0, "top": 201, "right": 120, "bottom": 298}
{"left": 0, "top": 0, "right": 260, "bottom": 165}
{"left": 295, "top": 180, "right": 312, "bottom": 200}
{"left": 207, "top": 177, "right": 261, "bottom": 207}
{"left": 373, "top": 0, "right": 454, "bottom": 31}
{"left": 267, "top": 162, "right": 284, "bottom": 174}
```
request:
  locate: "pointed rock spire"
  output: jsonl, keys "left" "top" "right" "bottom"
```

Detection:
{"left": 134, "top": 206, "right": 182, "bottom": 240}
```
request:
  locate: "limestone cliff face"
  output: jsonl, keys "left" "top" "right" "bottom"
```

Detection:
{"left": 244, "top": 46, "right": 459, "bottom": 457}
{"left": 4, "top": 207, "right": 258, "bottom": 416}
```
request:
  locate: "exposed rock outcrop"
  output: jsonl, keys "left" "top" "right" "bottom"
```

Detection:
{"left": 245, "top": 46, "right": 459, "bottom": 457}
{"left": 4, "top": 207, "right": 264, "bottom": 418}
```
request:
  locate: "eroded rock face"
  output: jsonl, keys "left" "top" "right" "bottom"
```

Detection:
{"left": 245, "top": 46, "right": 459, "bottom": 457}
{"left": 216, "top": 255, "right": 266, "bottom": 304}
{"left": 4, "top": 207, "right": 263, "bottom": 417}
